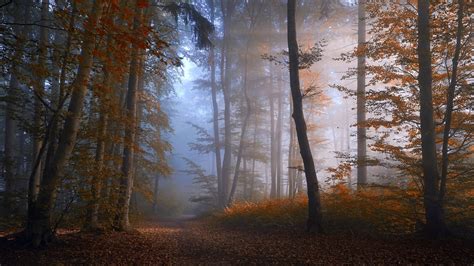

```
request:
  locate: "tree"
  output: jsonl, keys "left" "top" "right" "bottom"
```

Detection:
{"left": 356, "top": 0, "right": 367, "bottom": 188}
{"left": 227, "top": 0, "right": 263, "bottom": 205}
{"left": 208, "top": 0, "right": 223, "bottom": 208}
{"left": 115, "top": 3, "right": 143, "bottom": 232}
{"left": 417, "top": 0, "right": 447, "bottom": 238}
{"left": 220, "top": 0, "right": 236, "bottom": 207}
{"left": 27, "top": 0, "right": 104, "bottom": 246}
{"left": 287, "top": 0, "right": 323, "bottom": 233}
{"left": 439, "top": 0, "right": 465, "bottom": 210}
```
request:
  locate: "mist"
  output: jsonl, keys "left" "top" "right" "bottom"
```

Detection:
{"left": 0, "top": 0, "right": 473, "bottom": 263}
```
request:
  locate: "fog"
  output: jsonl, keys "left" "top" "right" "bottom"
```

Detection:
{"left": 162, "top": 1, "right": 365, "bottom": 214}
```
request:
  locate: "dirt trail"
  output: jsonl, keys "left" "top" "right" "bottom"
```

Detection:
{"left": 1, "top": 218, "right": 474, "bottom": 264}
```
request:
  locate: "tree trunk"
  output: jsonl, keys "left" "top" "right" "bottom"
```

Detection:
{"left": 227, "top": 40, "right": 252, "bottom": 205}
{"left": 269, "top": 89, "right": 276, "bottom": 198}
{"left": 220, "top": 0, "right": 234, "bottom": 207}
{"left": 287, "top": 0, "right": 323, "bottom": 233}
{"left": 416, "top": 0, "right": 446, "bottom": 238}
{"left": 27, "top": 0, "right": 103, "bottom": 247}
{"left": 209, "top": 0, "right": 223, "bottom": 208}
{"left": 115, "top": 6, "right": 142, "bottom": 231}
{"left": 153, "top": 176, "right": 159, "bottom": 214}
{"left": 243, "top": 158, "right": 248, "bottom": 199}
{"left": 28, "top": 1, "right": 76, "bottom": 234}
{"left": 288, "top": 95, "right": 296, "bottom": 198}
{"left": 86, "top": 35, "right": 113, "bottom": 229}
{"left": 439, "top": 0, "right": 464, "bottom": 205}
{"left": 250, "top": 110, "right": 258, "bottom": 201}
{"left": 356, "top": 0, "right": 367, "bottom": 188}
{"left": 276, "top": 75, "right": 283, "bottom": 198}
{"left": 31, "top": 0, "right": 49, "bottom": 207}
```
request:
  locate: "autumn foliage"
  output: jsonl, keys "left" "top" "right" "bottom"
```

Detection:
{"left": 218, "top": 183, "right": 474, "bottom": 235}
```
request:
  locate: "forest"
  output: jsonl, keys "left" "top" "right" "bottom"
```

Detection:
{"left": 0, "top": 0, "right": 473, "bottom": 264}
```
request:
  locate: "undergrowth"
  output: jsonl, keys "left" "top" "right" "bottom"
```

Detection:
{"left": 215, "top": 185, "right": 474, "bottom": 237}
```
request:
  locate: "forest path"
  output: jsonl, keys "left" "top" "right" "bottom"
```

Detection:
{"left": 1, "top": 218, "right": 474, "bottom": 264}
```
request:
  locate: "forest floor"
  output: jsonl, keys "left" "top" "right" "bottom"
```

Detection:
{"left": 1, "top": 217, "right": 474, "bottom": 264}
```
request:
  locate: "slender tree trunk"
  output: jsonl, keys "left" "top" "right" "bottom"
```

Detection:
{"left": 270, "top": 90, "right": 276, "bottom": 198}
{"left": 116, "top": 6, "right": 143, "bottom": 231}
{"left": 28, "top": 0, "right": 103, "bottom": 247}
{"left": 86, "top": 35, "right": 114, "bottom": 229}
{"left": 276, "top": 76, "right": 283, "bottom": 198}
{"left": 32, "top": 0, "right": 49, "bottom": 207}
{"left": 417, "top": 0, "right": 446, "bottom": 238}
{"left": 288, "top": 95, "right": 296, "bottom": 198}
{"left": 227, "top": 40, "right": 252, "bottom": 205}
{"left": 287, "top": 0, "right": 323, "bottom": 233}
{"left": 243, "top": 158, "right": 248, "bottom": 199}
{"left": 439, "top": 0, "right": 464, "bottom": 204}
{"left": 221, "top": 0, "right": 234, "bottom": 206}
{"left": 153, "top": 176, "right": 159, "bottom": 214}
{"left": 357, "top": 0, "right": 367, "bottom": 188}
{"left": 209, "top": 0, "right": 222, "bottom": 207}
{"left": 250, "top": 111, "right": 258, "bottom": 201}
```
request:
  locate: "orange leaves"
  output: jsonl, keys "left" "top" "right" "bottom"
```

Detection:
{"left": 218, "top": 185, "right": 424, "bottom": 235}
{"left": 137, "top": 0, "right": 149, "bottom": 8}
{"left": 218, "top": 196, "right": 307, "bottom": 229}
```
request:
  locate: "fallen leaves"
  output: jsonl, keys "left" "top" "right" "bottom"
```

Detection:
{"left": 1, "top": 219, "right": 473, "bottom": 264}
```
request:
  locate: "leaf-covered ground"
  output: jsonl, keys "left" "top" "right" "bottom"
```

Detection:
{"left": 1, "top": 218, "right": 474, "bottom": 264}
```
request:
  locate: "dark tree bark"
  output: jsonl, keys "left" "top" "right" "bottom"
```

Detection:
{"left": 27, "top": 0, "right": 103, "bottom": 247}
{"left": 356, "top": 0, "right": 367, "bottom": 188}
{"left": 416, "top": 0, "right": 447, "bottom": 238}
{"left": 287, "top": 0, "right": 323, "bottom": 233}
